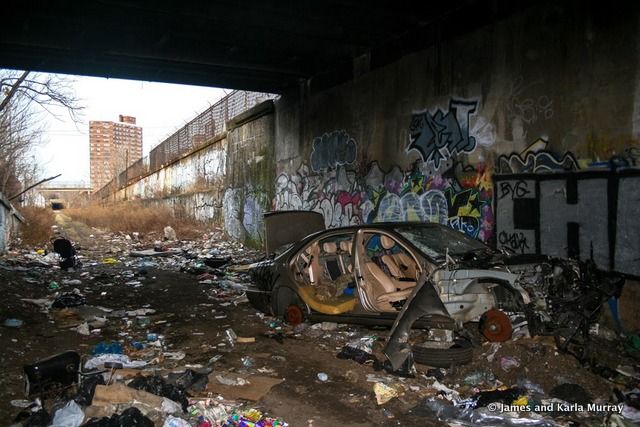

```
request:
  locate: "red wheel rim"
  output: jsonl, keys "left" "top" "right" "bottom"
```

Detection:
{"left": 286, "top": 305, "right": 304, "bottom": 325}
{"left": 480, "top": 309, "right": 513, "bottom": 342}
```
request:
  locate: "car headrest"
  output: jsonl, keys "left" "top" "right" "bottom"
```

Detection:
{"left": 322, "top": 241, "right": 338, "bottom": 254}
{"left": 339, "top": 240, "right": 352, "bottom": 253}
{"left": 381, "top": 235, "right": 395, "bottom": 250}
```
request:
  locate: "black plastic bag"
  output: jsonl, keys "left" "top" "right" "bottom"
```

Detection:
{"left": 52, "top": 292, "right": 86, "bottom": 308}
{"left": 74, "top": 374, "right": 105, "bottom": 406}
{"left": 167, "top": 369, "right": 208, "bottom": 392}
{"left": 83, "top": 407, "right": 154, "bottom": 427}
{"left": 336, "top": 345, "right": 383, "bottom": 370}
{"left": 128, "top": 375, "right": 188, "bottom": 411}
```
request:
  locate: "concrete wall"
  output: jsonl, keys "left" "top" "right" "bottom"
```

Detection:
{"left": 272, "top": 3, "right": 640, "bottom": 276}
{"left": 101, "top": 3, "right": 640, "bottom": 269}
{"left": 0, "top": 193, "right": 23, "bottom": 252}
{"left": 102, "top": 102, "right": 276, "bottom": 245}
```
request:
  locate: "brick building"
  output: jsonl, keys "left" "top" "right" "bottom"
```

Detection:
{"left": 89, "top": 115, "right": 142, "bottom": 192}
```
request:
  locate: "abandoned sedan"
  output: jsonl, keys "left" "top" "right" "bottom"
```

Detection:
{"left": 246, "top": 211, "right": 623, "bottom": 369}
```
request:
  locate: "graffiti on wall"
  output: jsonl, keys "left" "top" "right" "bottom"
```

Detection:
{"left": 496, "top": 138, "right": 580, "bottom": 174}
{"left": 408, "top": 99, "right": 483, "bottom": 168}
{"left": 506, "top": 76, "right": 554, "bottom": 126}
{"left": 494, "top": 171, "right": 640, "bottom": 277}
{"left": 223, "top": 186, "right": 268, "bottom": 243}
{"left": 275, "top": 159, "right": 494, "bottom": 242}
{"left": 310, "top": 130, "right": 357, "bottom": 172}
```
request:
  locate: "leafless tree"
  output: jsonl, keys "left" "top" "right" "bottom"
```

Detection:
{"left": 0, "top": 69, "right": 83, "bottom": 197}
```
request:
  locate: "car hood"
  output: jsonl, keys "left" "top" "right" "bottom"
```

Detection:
{"left": 264, "top": 210, "right": 325, "bottom": 255}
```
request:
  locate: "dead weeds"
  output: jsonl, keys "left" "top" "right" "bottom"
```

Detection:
{"left": 65, "top": 202, "right": 209, "bottom": 239}
{"left": 18, "top": 206, "right": 56, "bottom": 246}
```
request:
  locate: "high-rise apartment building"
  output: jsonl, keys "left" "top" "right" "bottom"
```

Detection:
{"left": 89, "top": 115, "right": 143, "bottom": 192}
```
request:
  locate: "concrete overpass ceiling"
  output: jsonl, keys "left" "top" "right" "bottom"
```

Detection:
{"left": 1, "top": 0, "right": 533, "bottom": 92}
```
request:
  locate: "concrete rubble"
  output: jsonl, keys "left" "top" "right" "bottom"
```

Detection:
{"left": 0, "top": 225, "right": 639, "bottom": 426}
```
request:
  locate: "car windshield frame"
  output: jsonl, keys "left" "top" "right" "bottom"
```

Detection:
{"left": 393, "top": 224, "right": 489, "bottom": 260}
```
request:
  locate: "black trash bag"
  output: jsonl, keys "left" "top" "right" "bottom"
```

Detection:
{"left": 550, "top": 383, "right": 592, "bottom": 406}
{"left": 83, "top": 407, "right": 154, "bottom": 427}
{"left": 475, "top": 388, "right": 524, "bottom": 408}
{"left": 52, "top": 237, "right": 78, "bottom": 270}
{"left": 74, "top": 374, "right": 105, "bottom": 406}
{"left": 24, "top": 351, "right": 80, "bottom": 397}
{"left": 25, "top": 409, "right": 52, "bottom": 427}
{"left": 203, "top": 257, "right": 231, "bottom": 268}
{"left": 12, "top": 408, "right": 51, "bottom": 427}
{"left": 167, "top": 369, "right": 209, "bottom": 392}
{"left": 336, "top": 345, "right": 383, "bottom": 370}
{"left": 127, "top": 375, "right": 188, "bottom": 411}
{"left": 52, "top": 292, "right": 86, "bottom": 308}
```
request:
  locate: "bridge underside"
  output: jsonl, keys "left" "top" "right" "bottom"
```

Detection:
{"left": 0, "top": 1, "right": 531, "bottom": 92}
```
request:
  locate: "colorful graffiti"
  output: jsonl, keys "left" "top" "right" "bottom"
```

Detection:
{"left": 408, "top": 99, "right": 481, "bottom": 168}
{"left": 275, "top": 160, "right": 494, "bottom": 243}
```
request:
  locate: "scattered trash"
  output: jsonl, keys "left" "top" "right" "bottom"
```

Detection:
{"left": 224, "top": 409, "right": 288, "bottom": 427}
{"left": 225, "top": 328, "right": 238, "bottom": 346}
{"left": 52, "top": 237, "right": 78, "bottom": 270}
{"left": 51, "top": 400, "right": 84, "bottom": 427}
{"left": 83, "top": 406, "right": 154, "bottom": 427}
{"left": 241, "top": 356, "right": 254, "bottom": 368}
{"left": 499, "top": 356, "right": 521, "bottom": 372}
{"left": 91, "top": 342, "right": 124, "bottom": 355}
{"left": 317, "top": 372, "right": 328, "bottom": 382}
{"left": 463, "top": 369, "right": 496, "bottom": 386}
{"left": 52, "top": 290, "right": 86, "bottom": 308}
{"left": 84, "top": 354, "right": 147, "bottom": 370}
{"left": 3, "top": 318, "right": 23, "bottom": 328}
{"left": 164, "top": 226, "right": 177, "bottom": 241}
{"left": 373, "top": 382, "right": 399, "bottom": 405}
{"left": 549, "top": 383, "right": 593, "bottom": 406}
{"left": 337, "top": 345, "right": 383, "bottom": 370}
{"left": 24, "top": 351, "right": 81, "bottom": 396}
{"left": 128, "top": 375, "right": 189, "bottom": 411}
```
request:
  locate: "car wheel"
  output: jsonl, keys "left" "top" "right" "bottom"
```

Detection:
{"left": 479, "top": 309, "right": 513, "bottom": 342}
{"left": 412, "top": 339, "right": 473, "bottom": 368}
{"left": 272, "top": 284, "right": 307, "bottom": 325}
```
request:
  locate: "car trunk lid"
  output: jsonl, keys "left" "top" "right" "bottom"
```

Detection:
{"left": 264, "top": 210, "right": 325, "bottom": 256}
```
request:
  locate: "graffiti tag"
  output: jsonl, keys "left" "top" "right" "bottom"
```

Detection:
{"left": 408, "top": 99, "right": 479, "bottom": 168}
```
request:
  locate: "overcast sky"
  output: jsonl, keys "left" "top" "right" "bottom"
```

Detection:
{"left": 36, "top": 75, "right": 227, "bottom": 185}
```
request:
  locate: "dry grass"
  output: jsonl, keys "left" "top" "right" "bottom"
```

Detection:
{"left": 18, "top": 206, "right": 56, "bottom": 246}
{"left": 65, "top": 202, "right": 208, "bottom": 239}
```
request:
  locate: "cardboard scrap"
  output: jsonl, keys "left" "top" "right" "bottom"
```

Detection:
{"left": 237, "top": 337, "right": 256, "bottom": 343}
{"left": 204, "top": 373, "right": 283, "bottom": 401}
{"left": 93, "top": 383, "right": 163, "bottom": 408}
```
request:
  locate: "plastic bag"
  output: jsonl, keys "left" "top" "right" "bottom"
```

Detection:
{"left": 128, "top": 375, "right": 189, "bottom": 412}
{"left": 83, "top": 407, "right": 154, "bottom": 427}
{"left": 412, "top": 398, "right": 558, "bottom": 426}
{"left": 51, "top": 401, "right": 84, "bottom": 427}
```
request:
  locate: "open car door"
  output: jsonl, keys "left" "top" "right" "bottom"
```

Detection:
{"left": 264, "top": 210, "right": 325, "bottom": 256}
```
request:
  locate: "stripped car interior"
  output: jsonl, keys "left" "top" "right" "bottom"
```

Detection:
{"left": 247, "top": 211, "right": 624, "bottom": 372}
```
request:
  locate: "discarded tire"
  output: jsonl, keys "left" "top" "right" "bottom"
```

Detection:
{"left": 412, "top": 339, "right": 473, "bottom": 368}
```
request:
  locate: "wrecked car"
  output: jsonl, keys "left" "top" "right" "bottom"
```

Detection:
{"left": 246, "top": 211, "right": 624, "bottom": 369}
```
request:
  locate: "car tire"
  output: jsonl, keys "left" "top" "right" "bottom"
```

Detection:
{"left": 412, "top": 339, "right": 473, "bottom": 368}
{"left": 272, "top": 283, "right": 307, "bottom": 324}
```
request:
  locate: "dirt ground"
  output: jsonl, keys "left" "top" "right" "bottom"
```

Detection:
{"left": 0, "top": 214, "right": 635, "bottom": 426}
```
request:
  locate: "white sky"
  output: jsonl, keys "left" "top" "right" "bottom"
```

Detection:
{"left": 36, "top": 75, "right": 227, "bottom": 185}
